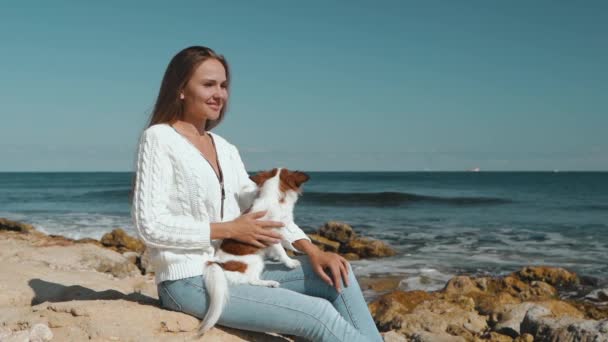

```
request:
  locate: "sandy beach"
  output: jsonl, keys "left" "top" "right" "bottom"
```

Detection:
{"left": 1, "top": 218, "right": 607, "bottom": 341}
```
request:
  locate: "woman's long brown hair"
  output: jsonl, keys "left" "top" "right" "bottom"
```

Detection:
{"left": 147, "top": 46, "right": 230, "bottom": 130}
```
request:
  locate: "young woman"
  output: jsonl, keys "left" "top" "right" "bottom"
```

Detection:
{"left": 131, "top": 46, "right": 383, "bottom": 342}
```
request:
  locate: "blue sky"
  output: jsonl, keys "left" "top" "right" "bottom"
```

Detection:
{"left": 0, "top": 1, "right": 606, "bottom": 171}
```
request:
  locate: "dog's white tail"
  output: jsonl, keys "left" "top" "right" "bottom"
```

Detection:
{"left": 198, "top": 262, "right": 229, "bottom": 335}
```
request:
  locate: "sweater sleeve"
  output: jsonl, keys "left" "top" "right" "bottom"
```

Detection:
{"left": 131, "top": 128, "right": 211, "bottom": 250}
{"left": 281, "top": 221, "right": 312, "bottom": 253}
{"left": 232, "top": 145, "right": 259, "bottom": 213}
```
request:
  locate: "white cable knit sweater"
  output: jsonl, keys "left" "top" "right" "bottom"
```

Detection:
{"left": 131, "top": 123, "right": 311, "bottom": 284}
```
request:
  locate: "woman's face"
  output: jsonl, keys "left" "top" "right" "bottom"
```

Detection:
{"left": 181, "top": 58, "right": 228, "bottom": 123}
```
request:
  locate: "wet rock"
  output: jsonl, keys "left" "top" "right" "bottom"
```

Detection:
{"left": 343, "top": 237, "right": 397, "bottom": 258}
{"left": 586, "top": 288, "right": 608, "bottom": 302}
{"left": 515, "top": 266, "right": 579, "bottom": 288}
{"left": 341, "top": 252, "right": 360, "bottom": 261}
{"left": 0, "top": 217, "right": 39, "bottom": 234}
{"left": 318, "top": 221, "right": 356, "bottom": 244}
{"left": 359, "top": 276, "right": 402, "bottom": 292}
{"left": 307, "top": 233, "right": 340, "bottom": 253}
{"left": 101, "top": 228, "right": 145, "bottom": 254}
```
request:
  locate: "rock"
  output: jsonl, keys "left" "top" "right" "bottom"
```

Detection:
{"left": 0, "top": 217, "right": 39, "bottom": 234}
{"left": 521, "top": 305, "right": 608, "bottom": 341}
{"left": 410, "top": 331, "right": 466, "bottom": 342}
{"left": 343, "top": 237, "right": 397, "bottom": 258}
{"left": 29, "top": 323, "right": 53, "bottom": 342}
{"left": 514, "top": 333, "right": 534, "bottom": 342}
{"left": 341, "top": 252, "right": 360, "bottom": 260}
{"left": 443, "top": 274, "right": 558, "bottom": 316}
{"left": 568, "top": 299, "right": 608, "bottom": 320}
{"left": 0, "top": 327, "right": 12, "bottom": 340}
{"left": 359, "top": 276, "right": 402, "bottom": 292}
{"left": 318, "top": 221, "right": 356, "bottom": 244}
{"left": 402, "top": 298, "right": 487, "bottom": 337}
{"left": 101, "top": 228, "right": 146, "bottom": 254}
{"left": 139, "top": 248, "right": 154, "bottom": 274}
{"left": 123, "top": 251, "right": 139, "bottom": 264}
{"left": 515, "top": 266, "right": 579, "bottom": 288}
{"left": 486, "top": 332, "right": 514, "bottom": 342}
{"left": 586, "top": 288, "right": 608, "bottom": 302}
{"left": 93, "top": 257, "right": 141, "bottom": 278}
{"left": 369, "top": 289, "right": 487, "bottom": 339}
{"left": 382, "top": 330, "right": 408, "bottom": 341}
{"left": 75, "top": 237, "right": 104, "bottom": 248}
{"left": 494, "top": 302, "right": 537, "bottom": 337}
{"left": 492, "top": 300, "right": 582, "bottom": 338}
{"left": 2, "top": 330, "right": 30, "bottom": 342}
{"left": 307, "top": 233, "right": 340, "bottom": 253}
{"left": 369, "top": 290, "right": 434, "bottom": 331}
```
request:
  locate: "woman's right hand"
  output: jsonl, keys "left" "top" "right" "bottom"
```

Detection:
{"left": 228, "top": 211, "right": 284, "bottom": 248}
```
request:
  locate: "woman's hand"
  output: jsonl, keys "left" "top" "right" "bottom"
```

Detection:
{"left": 226, "top": 211, "right": 284, "bottom": 248}
{"left": 308, "top": 249, "right": 350, "bottom": 293}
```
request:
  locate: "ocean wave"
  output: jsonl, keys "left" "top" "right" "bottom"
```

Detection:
{"left": 300, "top": 191, "right": 512, "bottom": 207}
{"left": 74, "top": 189, "right": 131, "bottom": 200}
{"left": 562, "top": 205, "right": 608, "bottom": 211}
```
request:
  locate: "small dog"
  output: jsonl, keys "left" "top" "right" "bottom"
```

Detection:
{"left": 198, "top": 168, "right": 310, "bottom": 334}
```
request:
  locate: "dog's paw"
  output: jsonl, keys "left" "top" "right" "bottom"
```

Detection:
{"left": 264, "top": 280, "right": 281, "bottom": 288}
{"left": 284, "top": 259, "right": 301, "bottom": 269}
{"left": 250, "top": 279, "right": 281, "bottom": 288}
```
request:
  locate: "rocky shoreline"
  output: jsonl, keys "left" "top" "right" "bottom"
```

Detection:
{"left": 1, "top": 217, "right": 607, "bottom": 341}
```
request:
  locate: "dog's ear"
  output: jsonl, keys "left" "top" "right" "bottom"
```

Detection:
{"left": 291, "top": 171, "right": 309, "bottom": 187}
{"left": 280, "top": 169, "right": 309, "bottom": 190}
{"left": 249, "top": 169, "right": 278, "bottom": 186}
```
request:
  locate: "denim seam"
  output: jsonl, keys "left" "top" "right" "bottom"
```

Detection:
{"left": 183, "top": 278, "right": 205, "bottom": 290}
{"left": 278, "top": 276, "right": 306, "bottom": 284}
{"left": 230, "top": 294, "right": 342, "bottom": 341}
{"left": 160, "top": 286, "right": 183, "bottom": 311}
{"left": 339, "top": 293, "right": 359, "bottom": 330}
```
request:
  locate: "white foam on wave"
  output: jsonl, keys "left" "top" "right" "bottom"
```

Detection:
{"left": 352, "top": 257, "right": 456, "bottom": 293}
{"left": 1, "top": 212, "right": 135, "bottom": 240}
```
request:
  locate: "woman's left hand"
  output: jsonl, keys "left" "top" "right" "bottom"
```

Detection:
{"left": 308, "top": 250, "right": 350, "bottom": 293}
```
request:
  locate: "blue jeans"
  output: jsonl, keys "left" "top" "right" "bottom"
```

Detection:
{"left": 157, "top": 255, "right": 383, "bottom": 342}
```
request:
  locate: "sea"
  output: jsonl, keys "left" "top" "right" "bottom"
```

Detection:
{"left": 1, "top": 171, "right": 607, "bottom": 294}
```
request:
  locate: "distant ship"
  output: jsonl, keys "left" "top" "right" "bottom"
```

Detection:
{"left": 468, "top": 167, "right": 481, "bottom": 172}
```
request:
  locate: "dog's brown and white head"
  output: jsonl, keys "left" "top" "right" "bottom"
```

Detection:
{"left": 250, "top": 168, "right": 309, "bottom": 202}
